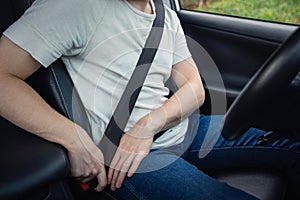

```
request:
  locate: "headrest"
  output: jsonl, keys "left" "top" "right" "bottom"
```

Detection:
{"left": 0, "top": 0, "right": 34, "bottom": 34}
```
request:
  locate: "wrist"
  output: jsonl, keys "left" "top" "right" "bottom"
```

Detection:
{"left": 136, "top": 109, "right": 166, "bottom": 135}
{"left": 61, "top": 123, "right": 86, "bottom": 151}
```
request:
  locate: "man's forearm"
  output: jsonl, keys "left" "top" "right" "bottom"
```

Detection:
{"left": 137, "top": 80, "right": 205, "bottom": 135}
{"left": 0, "top": 74, "right": 78, "bottom": 149}
{"left": 135, "top": 57, "right": 205, "bottom": 136}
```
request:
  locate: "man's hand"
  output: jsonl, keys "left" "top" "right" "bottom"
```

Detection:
{"left": 107, "top": 121, "right": 154, "bottom": 191}
{"left": 68, "top": 126, "right": 107, "bottom": 192}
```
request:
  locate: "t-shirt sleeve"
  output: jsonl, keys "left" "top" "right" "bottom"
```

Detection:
{"left": 172, "top": 15, "right": 191, "bottom": 65}
{"left": 3, "top": 0, "right": 107, "bottom": 67}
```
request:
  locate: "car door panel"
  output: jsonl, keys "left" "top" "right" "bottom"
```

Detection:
{"left": 176, "top": 9, "right": 298, "bottom": 114}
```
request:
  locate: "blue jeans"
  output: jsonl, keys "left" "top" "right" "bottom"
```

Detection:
{"left": 114, "top": 115, "right": 300, "bottom": 200}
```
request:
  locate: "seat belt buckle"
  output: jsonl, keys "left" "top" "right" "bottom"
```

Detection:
{"left": 79, "top": 179, "right": 98, "bottom": 191}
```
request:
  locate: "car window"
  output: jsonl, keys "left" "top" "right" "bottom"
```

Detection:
{"left": 180, "top": 0, "right": 300, "bottom": 25}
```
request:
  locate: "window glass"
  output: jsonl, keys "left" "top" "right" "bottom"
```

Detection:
{"left": 180, "top": 0, "right": 300, "bottom": 24}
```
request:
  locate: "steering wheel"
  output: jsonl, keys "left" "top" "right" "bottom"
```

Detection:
{"left": 221, "top": 27, "right": 300, "bottom": 140}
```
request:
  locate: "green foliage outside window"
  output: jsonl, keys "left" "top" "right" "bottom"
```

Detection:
{"left": 180, "top": 0, "right": 300, "bottom": 25}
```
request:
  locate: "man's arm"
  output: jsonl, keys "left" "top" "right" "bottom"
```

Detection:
{"left": 146, "top": 57, "right": 205, "bottom": 131}
{"left": 108, "top": 57, "right": 205, "bottom": 190}
{"left": 0, "top": 36, "right": 107, "bottom": 192}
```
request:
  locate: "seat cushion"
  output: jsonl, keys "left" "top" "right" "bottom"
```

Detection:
{"left": 212, "top": 170, "right": 286, "bottom": 200}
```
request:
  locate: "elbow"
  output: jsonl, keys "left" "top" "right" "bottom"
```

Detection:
{"left": 193, "top": 76, "right": 205, "bottom": 107}
{"left": 190, "top": 80, "right": 205, "bottom": 108}
{"left": 197, "top": 85, "right": 205, "bottom": 107}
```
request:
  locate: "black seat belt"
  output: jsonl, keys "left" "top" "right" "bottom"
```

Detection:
{"left": 100, "top": 0, "right": 165, "bottom": 165}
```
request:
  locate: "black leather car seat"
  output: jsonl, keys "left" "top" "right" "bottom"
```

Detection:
{"left": 0, "top": 0, "right": 288, "bottom": 200}
{"left": 0, "top": 0, "right": 116, "bottom": 199}
{"left": 0, "top": 1, "right": 72, "bottom": 199}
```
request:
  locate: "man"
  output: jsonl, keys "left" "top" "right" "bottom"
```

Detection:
{"left": 0, "top": 0, "right": 298, "bottom": 199}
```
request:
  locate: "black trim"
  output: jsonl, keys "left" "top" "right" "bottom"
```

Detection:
{"left": 178, "top": 10, "right": 298, "bottom": 43}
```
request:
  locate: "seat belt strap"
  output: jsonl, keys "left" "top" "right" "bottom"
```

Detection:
{"left": 100, "top": 0, "right": 165, "bottom": 165}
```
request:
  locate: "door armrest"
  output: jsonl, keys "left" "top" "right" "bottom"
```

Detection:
{"left": 0, "top": 118, "right": 70, "bottom": 199}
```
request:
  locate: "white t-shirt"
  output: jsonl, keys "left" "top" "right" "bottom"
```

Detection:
{"left": 4, "top": 0, "right": 191, "bottom": 149}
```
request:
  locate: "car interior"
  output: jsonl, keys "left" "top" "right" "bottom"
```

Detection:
{"left": 0, "top": 0, "right": 299, "bottom": 199}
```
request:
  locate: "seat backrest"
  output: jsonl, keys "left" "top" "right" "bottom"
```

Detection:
{"left": 0, "top": 0, "right": 33, "bottom": 34}
{"left": 27, "top": 61, "right": 92, "bottom": 133}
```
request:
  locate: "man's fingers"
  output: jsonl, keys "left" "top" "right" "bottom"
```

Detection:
{"left": 106, "top": 133, "right": 152, "bottom": 191}
{"left": 81, "top": 175, "right": 97, "bottom": 184}
{"left": 111, "top": 155, "right": 133, "bottom": 190}
{"left": 127, "top": 155, "right": 144, "bottom": 177}
{"left": 110, "top": 169, "right": 120, "bottom": 191}
{"left": 116, "top": 171, "right": 127, "bottom": 188}
{"left": 80, "top": 168, "right": 99, "bottom": 183}
{"left": 108, "top": 150, "right": 121, "bottom": 184}
{"left": 94, "top": 167, "right": 107, "bottom": 192}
